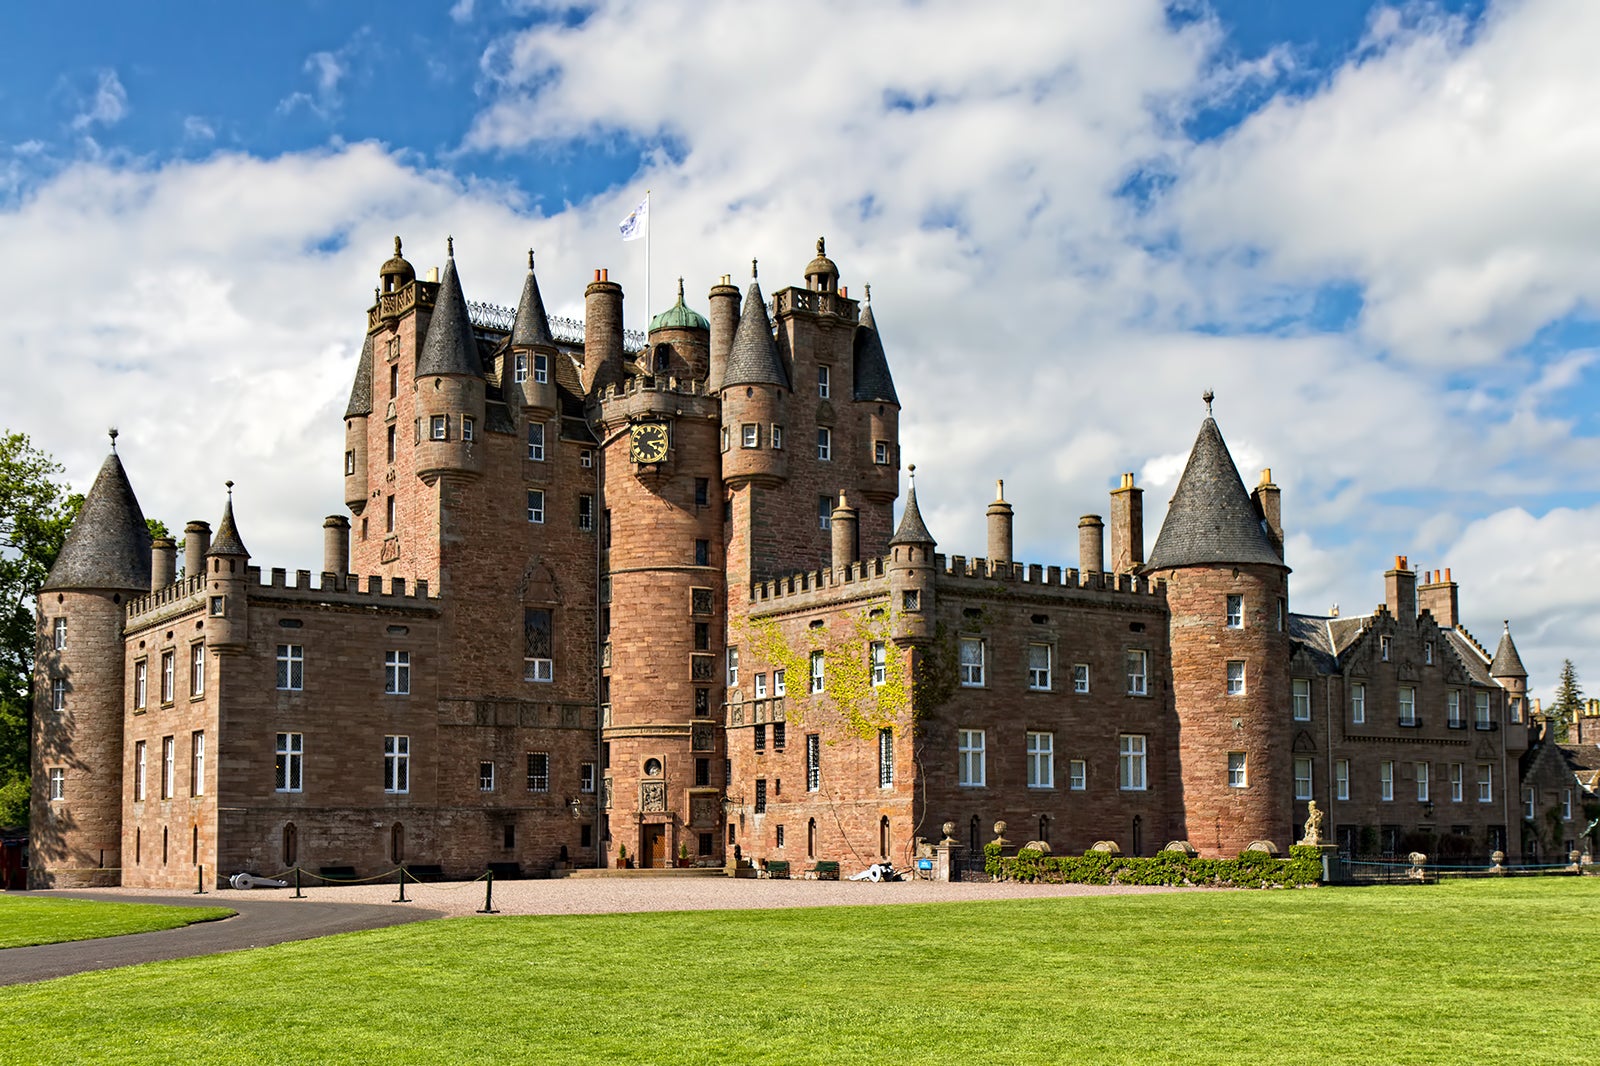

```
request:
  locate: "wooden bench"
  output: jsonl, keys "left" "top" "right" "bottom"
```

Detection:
{"left": 316, "top": 865, "right": 358, "bottom": 882}
{"left": 487, "top": 862, "right": 522, "bottom": 880}
{"left": 764, "top": 860, "right": 791, "bottom": 879}
{"left": 804, "top": 860, "right": 840, "bottom": 881}
{"left": 404, "top": 863, "right": 446, "bottom": 883}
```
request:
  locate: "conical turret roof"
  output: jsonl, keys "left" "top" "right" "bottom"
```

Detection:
{"left": 510, "top": 250, "right": 556, "bottom": 350}
{"left": 889, "top": 480, "right": 935, "bottom": 546}
{"left": 722, "top": 276, "right": 788, "bottom": 389}
{"left": 1489, "top": 622, "right": 1528, "bottom": 679}
{"left": 1146, "top": 415, "right": 1283, "bottom": 570}
{"left": 206, "top": 490, "right": 250, "bottom": 559}
{"left": 42, "top": 446, "right": 152, "bottom": 592}
{"left": 343, "top": 333, "right": 374, "bottom": 418}
{"left": 852, "top": 300, "right": 899, "bottom": 405}
{"left": 416, "top": 244, "right": 483, "bottom": 378}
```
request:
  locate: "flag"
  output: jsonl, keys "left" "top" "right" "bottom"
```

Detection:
{"left": 619, "top": 195, "right": 648, "bottom": 241}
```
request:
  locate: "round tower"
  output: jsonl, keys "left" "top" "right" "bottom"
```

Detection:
{"left": 646, "top": 278, "right": 711, "bottom": 383}
{"left": 706, "top": 275, "right": 741, "bottom": 390}
{"left": 582, "top": 268, "right": 625, "bottom": 396}
{"left": 852, "top": 289, "right": 901, "bottom": 509}
{"left": 509, "top": 249, "right": 560, "bottom": 419}
{"left": 888, "top": 471, "right": 937, "bottom": 648}
{"left": 412, "top": 239, "right": 486, "bottom": 483}
{"left": 31, "top": 434, "right": 152, "bottom": 887}
{"left": 1489, "top": 621, "right": 1529, "bottom": 721}
{"left": 719, "top": 263, "right": 789, "bottom": 487}
{"left": 343, "top": 333, "right": 374, "bottom": 513}
{"left": 1145, "top": 403, "right": 1292, "bottom": 857}
{"left": 203, "top": 485, "right": 251, "bottom": 652}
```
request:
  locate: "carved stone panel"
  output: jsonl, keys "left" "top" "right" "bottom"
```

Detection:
{"left": 690, "top": 793, "right": 719, "bottom": 827}
{"left": 640, "top": 781, "right": 667, "bottom": 812}
{"left": 691, "top": 723, "right": 714, "bottom": 752}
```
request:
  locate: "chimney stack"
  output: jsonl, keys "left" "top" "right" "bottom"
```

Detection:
{"left": 150, "top": 537, "right": 176, "bottom": 592}
{"left": 706, "top": 274, "right": 740, "bottom": 391}
{"left": 1418, "top": 566, "right": 1459, "bottom": 628}
{"left": 323, "top": 515, "right": 351, "bottom": 578}
{"left": 986, "top": 480, "right": 1013, "bottom": 565}
{"left": 582, "top": 268, "right": 625, "bottom": 394}
{"left": 183, "top": 520, "right": 211, "bottom": 578}
{"left": 1109, "top": 473, "right": 1144, "bottom": 574}
{"left": 1251, "top": 468, "right": 1282, "bottom": 558}
{"left": 1078, "top": 514, "right": 1104, "bottom": 574}
{"left": 1384, "top": 555, "right": 1416, "bottom": 619}
{"left": 830, "top": 493, "right": 859, "bottom": 570}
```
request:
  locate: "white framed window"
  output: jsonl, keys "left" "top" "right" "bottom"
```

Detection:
{"left": 1126, "top": 650, "right": 1147, "bottom": 696}
{"left": 773, "top": 669, "right": 786, "bottom": 696}
{"left": 1416, "top": 762, "right": 1429, "bottom": 803}
{"left": 133, "top": 740, "right": 146, "bottom": 800}
{"left": 527, "top": 422, "right": 545, "bottom": 461}
{"left": 1226, "top": 594, "right": 1243, "bottom": 628}
{"left": 721, "top": 426, "right": 730, "bottom": 452}
{"left": 958, "top": 729, "right": 986, "bottom": 787}
{"left": 1399, "top": 686, "right": 1416, "bottom": 725}
{"left": 49, "top": 767, "right": 65, "bottom": 801}
{"left": 1424, "top": 641, "right": 1433, "bottom": 665}
{"left": 1474, "top": 692, "right": 1491, "bottom": 727}
{"left": 727, "top": 646, "right": 740, "bottom": 687}
{"left": 1379, "top": 760, "right": 1394, "bottom": 802}
{"left": 806, "top": 734, "right": 821, "bottom": 791}
{"left": 1069, "top": 759, "right": 1087, "bottom": 791}
{"left": 809, "top": 650, "right": 825, "bottom": 693}
{"left": 430, "top": 415, "right": 448, "bottom": 440}
{"left": 1028, "top": 644, "right": 1051, "bottom": 691}
{"left": 462, "top": 416, "right": 475, "bottom": 442}
{"left": 527, "top": 489, "right": 545, "bottom": 524}
{"left": 1294, "top": 757, "right": 1313, "bottom": 800}
{"left": 523, "top": 608, "right": 553, "bottom": 682}
{"left": 134, "top": 659, "right": 147, "bottom": 710}
{"left": 817, "top": 365, "right": 830, "bottom": 398}
{"left": 52, "top": 617, "right": 66, "bottom": 650}
{"left": 741, "top": 423, "right": 759, "bottom": 448}
{"left": 161, "top": 736, "right": 174, "bottom": 799}
{"left": 578, "top": 494, "right": 594, "bottom": 532}
{"left": 160, "top": 651, "right": 174, "bottom": 703}
{"left": 1351, "top": 683, "right": 1366, "bottom": 724}
{"left": 581, "top": 762, "right": 596, "bottom": 793}
{"left": 51, "top": 677, "right": 65, "bottom": 711}
{"left": 1525, "top": 788, "right": 1537, "bottom": 819}
{"left": 385, "top": 650, "right": 411, "bottom": 695}
{"left": 514, "top": 352, "right": 528, "bottom": 383}
{"left": 533, "top": 352, "right": 548, "bottom": 384}
{"left": 1228, "top": 752, "right": 1247, "bottom": 788}
{"left": 818, "top": 495, "right": 832, "bottom": 530}
{"left": 754, "top": 673, "right": 768, "bottom": 699}
{"left": 878, "top": 728, "right": 894, "bottom": 789}
{"left": 1380, "top": 635, "right": 1391, "bottom": 661}
{"left": 1450, "top": 763, "right": 1464, "bottom": 803}
{"left": 1073, "top": 663, "right": 1089, "bottom": 694}
{"left": 771, "top": 425, "right": 784, "bottom": 450}
{"left": 276, "top": 645, "right": 304, "bottom": 691}
{"left": 191, "top": 732, "right": 205, "bottom": 796}
{"left": 816, "top": 427, "right": 831, "bottom": 461}
{"left": 1026, "top": 731, "right": 1054, "bottom": 789}
{"left": 870, "top": 641, "right": 886, "bottom": 687}
{"left": 384, "top": 735, "right": 410, "bottom": 793}
{"left": 1563, "top": 788, "right": 1573, "bottom": 820}
{"left": 1447, "top": 690, "right": 1462, "bottom": 727}
{"left": 874, "top": 440, "right": 889, "bottom": 465}
{"left": 190, "top": 643, "right": 205, "bottom": 697}
{"left": 1119, "top": 734, "right": 1147, "bottom": 791}
{"left": 1226, "top": 660, "right": 1245, "bottom": 696}
{"left": 579, "top": 448, "right": 593, "bottom": 468}
{"left": 345, "top": 449, "right": 356, "bottom": 475}
{"left": 1334, "top": 759, "right": 1350, "bottom": 801}
{"left": 1292, "top": 678, "right": 1311, "bottom": 721}
{"left": 471, "top": 760, "right": 490, "bottom": 792}
{"left": 276, "top": 732, "right": 304, "bottom": 793}
{"left": 526, "top": 752, "right": 549, "bottom": 792}
{"left": 1477, "top": 763, "right": 1493, "bottom": 803}
{"left": 959, "top": 638, "right": 985, "bottom": 687}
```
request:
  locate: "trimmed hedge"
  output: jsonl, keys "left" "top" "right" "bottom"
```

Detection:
{"left": 983, "top": 842, "right": 1323, "bottom": 888}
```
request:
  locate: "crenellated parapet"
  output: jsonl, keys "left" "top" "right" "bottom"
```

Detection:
{"left": 935, "top": 554, "right": 1166, "bottom": 599}
{"left": 748, "top": 558, "right": 891, "bottom": 617}
{"left": 126, "top": 566, "right": 439, "bottom": 631}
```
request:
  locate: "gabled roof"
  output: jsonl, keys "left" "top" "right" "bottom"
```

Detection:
{"left": 343, "top": 333, "right": 374, "bottom": 418}
{"left": 206, "top": 493, "right": 250, "bottom": 559}
{"left": 1327, "top": 615, "right": 1370, "bottom": 657}
{"left": 43, "top": 450, "right": 152, "bottom": 592}
{"left": 1286, "top": 613, "right": 1339, "bottom": 674}
{"left": 722, "top": 280, "right": 788, "bottom": 389}
{"left": 510, "top": 252, "right": 556, "bottom": 350}
{"left": 1490, "top": 623, "right": 1528, "bottom": 678}
{"left": 889, "top": 482, "right": 935, "bottom": 546}
{"left": 416, "top": 251, "right": 483, "bottom": 379}
{"left": 1444, "top": 629, "right": 1495, "bottom": 686}
{"left": 852, "top": 302, "right": 899, "bottom": 405}
{"left": 1146, "top": 416, "right": 1283, "bottom": 571}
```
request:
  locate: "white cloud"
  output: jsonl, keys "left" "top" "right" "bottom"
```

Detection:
{"left": 183, "top": 116, "right": 216, "bottom": 141}
{"left": 450, "top": 0, "right": 476, "bottom": 22}
{"left": 69, "top": 70, "right": 128, "bottom": 131}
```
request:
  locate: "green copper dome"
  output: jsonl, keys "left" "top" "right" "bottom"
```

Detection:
{"left": 650, "top": 278, "right": 710, "bottom": 332}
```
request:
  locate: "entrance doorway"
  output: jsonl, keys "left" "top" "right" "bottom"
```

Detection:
{"left": 642, "top": 825, "right": 667, "bottom": 869}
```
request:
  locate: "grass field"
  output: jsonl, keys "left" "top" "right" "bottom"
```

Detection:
{"left": 2, "top": 879, "right": 1597, "bottom": 1064}
{"left": 0, "top": 896, "right": 235, "bottom": 949}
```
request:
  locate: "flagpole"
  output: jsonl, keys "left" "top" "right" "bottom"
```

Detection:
{"left": 644, "top": 188, "right": 651, "bottom": 332}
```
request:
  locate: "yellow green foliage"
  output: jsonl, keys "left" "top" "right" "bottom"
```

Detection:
{"left": 745, "top": 607, "right": 912, "bottom": 739}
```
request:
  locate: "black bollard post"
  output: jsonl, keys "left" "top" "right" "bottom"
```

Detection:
{"left": 293, "top": 866, "right": 303, "bottom": 899}
{"left": 477, "top": 869, "right": 498, "bottom": 914}
{"left": 394, "top": 864, "right": 409, "bottom": 903}
{"left": 195, "top": 864, "right": 206, "bottom": 895}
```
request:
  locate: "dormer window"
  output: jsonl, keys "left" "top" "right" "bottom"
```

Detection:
{"left": 430, "top": 415, "right": 448, "bottom": 441}
{"left": 514, "top": 353, "right": 528, "bottom": 383}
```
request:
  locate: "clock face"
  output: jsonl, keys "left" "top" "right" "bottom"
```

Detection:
{"left": 630, "top": 421, "right": 669, "bottom": 464}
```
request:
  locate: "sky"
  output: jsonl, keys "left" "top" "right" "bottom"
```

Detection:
{"left": 3, "top": 0, "right": 1599, "bottom": 704}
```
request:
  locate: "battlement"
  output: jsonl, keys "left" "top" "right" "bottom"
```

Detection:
{"left": 367, "top": 279, "right": 438, "bottom": 334}
{"left": 590, "top": 372, "right": 715, "bottom": 404}
{"left": 935, "top": 554, "right": 1165, "bottom": 598}
{"left": 126, "top": 566, "right": 438, "bottom": 625}
{"left": 774, "top": 286, "right": 858, "bottom": 322}
{"left": 748, "top": 558, "right": 890, "bottom": 615}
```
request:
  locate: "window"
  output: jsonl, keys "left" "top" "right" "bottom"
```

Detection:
{"left": 276, "top": 645, "right": 304, "bottom": 690}
{"left": 1073, "top": 663, "right": 1090, "bottom": 694}
{"left": 818, "top": 495, "right": 832, "bottom": 530}
{"left": 1399, "top": 686, "right": 1416, "bottom": 725}
{"left": 159, "top": 651, "right": 175, "bottom": 703}
{"left": 1292, "top": 678, "right": 1311, "bottom": 721}
{"left": 527, "top": 752, "right": 550, "bottom": 792}
{"left": 533, "top": 353, "right": 548, "bottom": 383}
{"left": 51, "top": 677, "right": 64, "bottom": 711}
{"left": 1563, "top": 789, "right": 1573, "bottom": 820}
{"left": 523, "top": 609, "right": 553, "bottom": 681}
{"left": 879, "top": 729, "right": 894, "bottom": 788}
{"left": 1450, "top": 763, "right": 1464, "bottom": 802}
{"left": 721, "top": 426, "right": 730, "bottom": 452}
{"left": 1027, "top": 732, "right": 1054, "bottom": 789}
{"left": 480, "top": 761, "right": 496, "bottom": 792}
{"left": 385, "top": 650, "right": 411, "bottom": 695}
{"left": 133, "top": 740, "right": 146, "bottom": 800}
{"left": 870, "top": 642, "right": 886, "bottom": 687}
{"left": 581, "top": 763, "right": 596, "bottom": 793}
{"left": 431, "top": 415, "right": 448, "bottom": 440}
{"left": 276, "top": 733, "right": 303, "bottom": 793}
{"left": 1474, "top": 692, "right": 1491, "bottom": 728}
{"left": 1294, "top": 757, "right": 1313, "bottom": 801}
{"left": 1226, "top": 594, "right": 1243, "bottom": 628}
{"left": 1226, "top": 661, "right": 1245, "bottom": 696}
{"left": 1416, "top": 762, "right": 1430, "bottom": 803}
{"left": 694, "top": 622, "right": 710, "bottom": 651}
{"left": 386, "top": 494, "right": 396, "bottom": 532}
{"left": 1525, "top": 788, "right": 1536, "bottom": 819}
{"left": 694, "top": 688, "right": 710, "bottom": 716}
{"left": 1380, "top": 635, "right": 1391, "bottom": 661}
{"left": 191, "top": 732, "right": 205, "bottom": 796}
{"left": 1119, "top": 735, "right": 1147, "bottom": 791}
{"left": 817, "top": 365, "right": 830, "bottom": 398}
{"left": 1069, "top": 759, "right": 1087, "bottom": 791}
{"left": 1477, "top": 763, "right": 1493, "bottom": 803}
{"left": 190, "top": 643, "right": 205, "bottom": 697}
{"left": 902, "top": 590, "right": 920, "bottom": 612}
{"left": 527, "top": 489, "right": 545, "bottom": 524}
{"left": 774, "top": 722, "right": 786, "bottom": 750}
{"left": 727, "top": 647, "right": 740, "bottom": 687}
{"left": 1028, "top": 644, "right": 1051, "bottom": 691}
{"left": 754, "top": 673, "right": 767, "bottom": 699}
{"left": 959, "top": 638, "right": 985, "bottom": 687}
{"left": 161, "top": 736, "right": 174, "bottom": 799}
{"left": 1447, "top": 690, "right": 1462, "bottom": 727}
{"left": 1379, "top": 761, "right": 1394, "bottom": 802}
{"left": 579, "top": 448, "right": 592, "bottom": 468}
{"left": 755, "top": 778, "right": 768, "bottom": 813}
{"left": 694, "top": 478, "right": 709, "bottom": 507}
{"left": 774, "top": 669, "right": 786, "bottom": 696}
{"left": 1424, "top": 641, "right": 1433, "bottom": 665}
{"left": 384, "top": 735, "right": 410, "bottom": 793}
{"left": 579, "top": 494, "right": 594, "bottom": 532}
{"left": 1334, "top": 759, "right": 1350, "bottom": 801}
{"left": 771, "top": 425, "right": 784, "bottom": 450}
{"left": 49, "top": 767, "right": 64, "bottom": 801}
{"left": 958, "top": 729, "right": 986, "bottom": 787}
{"left": 389, "top": 364, "right": 398, "bottom": 397}
{"left": 806, "top": 734, "right": 821, "bottom": 791}
{"left": 210, "top": 596, "right": 225, "bottom": 617}
{"left": 134, "top": 659, "right": 147, "bottom": 710}
{"left": 1352, "top": 683, "right": 1366, "bottom": 724}
{"left": 388, "top": 428, "right": 398, "bottom": 463}
{"left": 741, "top": 423, "right": 759, "bottom": 448}
{"left": 527, "top": 422, "right": 545, "bottom": 461}
{"left": 53, "top": 617, "right": 66, "bottom": 649}
{"left": 817, "top": 427, "right": 832, "bottom": 461}
{"left": 514, "top": 352, "right": 528, "bottom": 383}
{"left": 874, "top": 440, "right": 890, "bottom": 465}
{"left": 1228, "top": 752, "right": 1247, "bottom": 788}
{"left": 804, "top": 649, "right": 827, "bottom": 693}
{"left": 754, "top": 724, "right": 766, "bottom": 753}
{"left": 462, "top": 417, "right": 475, "bottom": 443}
{"left": 1126, "top": 650, "right": 1147, "bottom": 695}
{"left": 694, "top": 539, "right": 709, "bottom": 566}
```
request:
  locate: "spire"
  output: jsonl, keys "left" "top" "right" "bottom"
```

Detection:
{"left": 722, "top": 267, "right": 788, "bottom": 389}
{"left": 42, "top": 443, "right": 152, "bottom": 592}
{"left": 889, "top": 466, "right": 935, "bottom": 546}
{"left": 852, "top": 297, "right": 899, "bottom": 404}
{"left": 510, "top": 249, "right": 556, "bottom": 350}
{"left": 343, "top": 333, "right": 374, "bottom": 418}
{"left": 1146, "top": 408, "right": 1283, "bottom": 570}
{"left": 416, "top": 242, "right": 482, "bottom": 378}
{"left": 1489, "top": 621, "right": 1528, "bottom": 679}
{"left": 206, "top": 482, "right": 250, "bottom": 560}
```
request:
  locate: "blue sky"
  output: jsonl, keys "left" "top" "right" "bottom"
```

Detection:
{"left": 3, "top": 0, "right": 1600, "bottom": 702}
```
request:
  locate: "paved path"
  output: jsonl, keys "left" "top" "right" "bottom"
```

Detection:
{"left": 1, "top": 890, "right": 445, "bottom": 986}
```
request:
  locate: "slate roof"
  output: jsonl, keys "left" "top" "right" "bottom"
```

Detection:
{"left": 416, "top": 254, "right": 483, "bottom": 379}
{"left": 1444, "top": 629, "right": 1495, "bottom": 686}
{"left": 722, "top": 280, "right": 789, "bottom": 389}
{"left": 206, "top": 495, "right": 250, "bottom": 559}
{"left": 889, "top": 483, "right": 935, "bottom": 546}
{"left": 1145, "top": 417, "right": 1283, "bottom": 570}
{"left": 1327, "top": 615, "right": 1370, "bottom": 657}
{"left": 852, "top": 303, "right": 899, "bottom": 405}
{"left": 1490, "top": 623, "right": 1528, "bottom": 678}
{"left": 343, "top": 333, "right": 373, "bottom": 418}
{"left": 1287, "top": 613, "right": 1339, "bottom": 674}
{"left": 42, "top": 451, "right": 152, "bottom": 592}
{"left": 510, "top": 254, "right": 556, "bottom": 350}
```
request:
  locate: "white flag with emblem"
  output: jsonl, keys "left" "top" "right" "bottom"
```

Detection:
{"left": 619, "top": 195, "right": 649, "bottom": 241}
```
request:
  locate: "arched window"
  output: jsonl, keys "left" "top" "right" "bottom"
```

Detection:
{"left": 390, "top": 822, "right": 405, "bottom": 865}
{"left": 879, "top": 816, "right": 890, "bottom": 859}
{"left": 282, "top": 822, "right": 298, "bottom": 867}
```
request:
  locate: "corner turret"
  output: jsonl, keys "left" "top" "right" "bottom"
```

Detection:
{"left": 343, "top": 333, "right": 373, "bottom": 513}
{"left": 888, "top": 468, "right": 936, "bottom": 646}
{"left": 204, "top": 483, "right": 251, "bottom": 652}
{"left": 413, "top": 239, "right": 487, "bottom": 482}
{"left": 646, "top": 278, "right": 711, "bottom": 382}
{"left": 720, "top": 263, "right": 789, "bottom": 487}
{"left": 853, "top": 290, "right": 900, "bottom": 504}
{"left": 509, "top": 249, "right": 559, "bottom": 418}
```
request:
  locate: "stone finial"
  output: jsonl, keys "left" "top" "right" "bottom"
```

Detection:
{"left": 225, "top": 479, "right": 234, "bottom": 498}
{"left": 864, "top": 283, "right": 871, "bottom": 304}
{"left": 394, "top": 235, "right": 402, "bottom": 257}
{"left": 446, "top": 235, "right": 454, "bottom": 257}
{"left": 108, "top": 426, "right": 119, "bottom": 452}
{"left": 751, "top": 258, "right": 758, "bottom": 279}
{"left": 1203, "top": 389, "right": 1215, "bottom": 415}
{"left": 817, "top": 236, "right": 825, "bottom": 256}
{"left": 528, "top": 248, "right": 535, "bottom": 270}
{"left": 940, "top": 821, "right": 956, "bottom": 844}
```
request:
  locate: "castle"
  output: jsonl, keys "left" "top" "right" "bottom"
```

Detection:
{"left": 28, "top": 236, "right": 1591, "bottom": 888}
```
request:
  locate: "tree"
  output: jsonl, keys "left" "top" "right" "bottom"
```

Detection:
{"left": 1550, "top": 659, "right": 1584, "bottom": 744}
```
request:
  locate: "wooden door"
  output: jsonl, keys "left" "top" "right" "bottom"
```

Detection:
{"left": 642, "top": 825, "right": 666, "bottom": 869}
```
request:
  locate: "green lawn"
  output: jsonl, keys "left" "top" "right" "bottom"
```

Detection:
{"left": 2, "top": 879, "right": 1597, "bottom": 1064}
{"left": 0, "top": 896, "right": 235, "bottom": 949}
